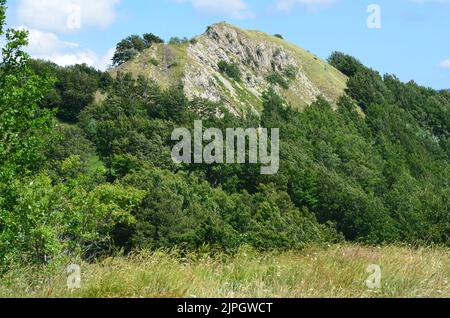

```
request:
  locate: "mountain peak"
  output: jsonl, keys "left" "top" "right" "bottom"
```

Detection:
{"left": 112, "top": 23, "right": 347, "bottom": 115}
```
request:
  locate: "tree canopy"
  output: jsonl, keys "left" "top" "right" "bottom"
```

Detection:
{"left": 113, "top": 33, "right": 164, "bottom": 66}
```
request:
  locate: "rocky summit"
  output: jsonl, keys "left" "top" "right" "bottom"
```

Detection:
{"left": 112, "top": 22, "right": 347, "bottom": 115}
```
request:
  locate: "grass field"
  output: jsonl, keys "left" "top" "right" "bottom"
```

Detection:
{"left": 1, "top": 245, "right": 448, "bottom": 298}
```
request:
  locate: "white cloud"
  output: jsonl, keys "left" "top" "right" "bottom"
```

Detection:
{"left": 275, "top": 0, "right": 338, "bottom": 12}
{"left": 17, "top": 0, "right": 120, "bottom": 33}
{"left": 21, "top": 27, "right": 79, "bottom": 55}
{"left": 439, "top": 60, "right": 450, "bottom": 69}
{"left": 22, "top": 27, "right": 113, "bottom": 70}
{"left": 97, "top": 47, "right": 116, "bottom": 70}
{"left": 48, "top": 51, "right": 99, "bottom": 67}
{"left": 174, "top": 0, "right": 254, "bottom": 19}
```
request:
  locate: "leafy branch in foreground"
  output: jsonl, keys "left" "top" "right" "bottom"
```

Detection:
{"left": 0, "top": 2, "right": 54, "bottom": 183}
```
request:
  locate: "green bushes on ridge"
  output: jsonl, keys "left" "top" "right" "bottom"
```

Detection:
{"left": 113, "top": 33, "right": 164, "bottom": 66}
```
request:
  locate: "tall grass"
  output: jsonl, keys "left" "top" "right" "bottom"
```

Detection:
{"left": 1, "top": 245, "right": 448, "bottom": 298}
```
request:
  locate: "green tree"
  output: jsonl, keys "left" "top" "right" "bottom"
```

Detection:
{"left": 328, "top": 51, "right": 362, "bottom": 77}
{"left": 113, "top": 33, "right": 164, "bottom": 66}
{"left": 0, "top": 160, "right": 144, "bottom": 266}
{"left": 29, "top": 60, "right": 113, "bottom": 122}
{"left": 0, "top": 0, "right": 54, "bottom": 184}
{"left": 143, "top": 33, "right": 164, "bottom": 46}
{"left": 113, "top": 37, "right": 139, "bottom": 66}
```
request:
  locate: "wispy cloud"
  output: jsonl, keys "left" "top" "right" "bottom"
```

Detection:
{"left": 173, "top": 0, "right": 255, "bottom": 19}
{"left": 16, "top": 0, "right": 121, "bottom": 33}
{"left": 20, "top": 26, "right": 114, "bottom": 70}
{"left": 439, "top": 60, "right": 450, "bottom": 69}
{"left": 275, "top": 0, "right": 338, "bottom": 12}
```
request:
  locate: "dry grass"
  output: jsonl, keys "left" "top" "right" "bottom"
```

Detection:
{"left": 1, "top": 245, "right": 449, "bottom": 298}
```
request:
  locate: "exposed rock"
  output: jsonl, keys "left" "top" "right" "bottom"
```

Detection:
{"left": 112, "top": 22, "right": 348, "bottom": 115}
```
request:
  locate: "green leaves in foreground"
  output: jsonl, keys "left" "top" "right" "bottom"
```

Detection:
{"left": 0, "top": 156, "right": 145, "bottom": 267}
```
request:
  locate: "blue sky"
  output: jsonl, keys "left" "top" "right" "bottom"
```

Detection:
{"left": 4, "top": 0, "right": 450, "bottom": 89}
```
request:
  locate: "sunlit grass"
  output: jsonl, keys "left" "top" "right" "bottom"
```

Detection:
{"left": 1, "top": 245, "right": 448, "bottom": 298}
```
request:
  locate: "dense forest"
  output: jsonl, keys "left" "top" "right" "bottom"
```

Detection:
{"left": 0, "top": 0, "right": 449, "bottom": 273}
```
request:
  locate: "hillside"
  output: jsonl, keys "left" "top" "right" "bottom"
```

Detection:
{"left": 111, "top": 22, "right": 347, "bottom": 115}
{"left": 3, "top": 0, "right": 450, "bottom": 298}
{"left": 3, "top": 0, "right": 450, "bottom": 301}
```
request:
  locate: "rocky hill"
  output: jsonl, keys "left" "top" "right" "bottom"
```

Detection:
{"left": 112, "top": 22, "right": 347, "bottom": 115}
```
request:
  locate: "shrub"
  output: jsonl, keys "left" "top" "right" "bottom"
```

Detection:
{"left": 143, "top": 33, "right": 164, "bottom": 47}
{"left": 0, "top": 162, "right": 145, "bottom": 268}
{"left": 266, "top": 72, "right": 290, "bottom": 89}
{"left": 118, "top": 168, "right": 339, "bottom": 251}
{"left": 217, "top": 60, "right": 241, "bottom": 82}
{"left": 169, "top": 37, "right": 189, "bottom": 45}
{"left": 149, "top": 58, "right": 159, "bottom": 66}
{"left": 113, "top": 33, "right": 164, "bottom": 66}
{"left": 266, "top": 65, "right": 298, "bottom": 89}
{"left": 283, "top": 65, "right": 298, "bottom": 80}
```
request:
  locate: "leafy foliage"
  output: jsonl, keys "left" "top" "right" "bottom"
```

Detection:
{"left": 0, "top": 163, "right": 144, "bottom": 266}
{"left": 0, "top": 9, "right": 54, "bottom": 184}
{"left": 113, "top": 33, "right": 164, "bottom": 66}
{"left": 76, "top": 74, "right": 340, "bottom": 251}
{"left": 266, "top": 66, "right": 297, "bottom": 89}
{"left": 266, "top": 72, "right": 290, "bottom": 89}
{"left": 29, "top": 60, "right": 112, "bottom": 122}
{"left": 143, "top": 33, "right": 164, "bottom": 47}
{"left": 0, "top": 4, "right": 143, "bottom": 270}
{"left": 1, "top": 0, "right": 449, "bottom": 273}
{"left": 217, "top": 60, "right": 242, "bottom": 82}
{"left": 168, "top": 37, "right": 189, "bottom": 45}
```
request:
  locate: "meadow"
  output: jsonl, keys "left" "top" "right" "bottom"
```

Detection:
{"left": 1, "top": 245, "right": 448, "bottom": 298}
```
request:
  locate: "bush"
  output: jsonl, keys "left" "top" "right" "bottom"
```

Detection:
{"left": 266, "top": 65, "right": 297, "bottom": 89}
{"left": 283, "top": 65, "right": 298, "bottom": 80}
{"left": 217, "top": 60, "right": 241, "bottom": 82}
{"left": 266, "top": 72, "right": 290, "bottom": 89}
{"left": 113, "top": 33, "right": 164, "bottom": 66}
{"left": 118, "top": 168, "right": 340, "bottom": 251}
{"left": 169, "top": 37, "right": 189, "bottom": 45}
{"left": 0, "top": 161, "right": 145, "bottom": 268}
{"left": 143, "top": 33, "right": 164, "bottom": 47}
{"left": 149, "top": 58, "right": 159, "bottom": 66}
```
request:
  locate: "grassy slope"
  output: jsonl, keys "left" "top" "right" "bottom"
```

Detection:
{"left": 238, "top": 25, "right": 348, "bottom": 108}
{"left": 1, "top": 245, "right": 448, "bottom": 298}
{"left": 110, "top": 42, "right": 190, "bottom": 89}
